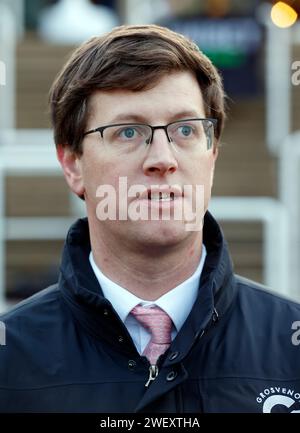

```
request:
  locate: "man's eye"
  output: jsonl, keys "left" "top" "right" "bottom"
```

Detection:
{"left": 178, "top": 125, "right": 193, "bottom": 137}
{"left": 120, "top": 127, "right": 137, "bottom": 139}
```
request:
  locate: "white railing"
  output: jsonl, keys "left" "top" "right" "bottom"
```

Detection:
{"left": 279, "top": 131, "right": 300, "bottom": 300}
{"left": 263, "top": 7, "right": 300, "bottom": 156}
{"left": 210, "top": 197, "right": 291, "bottom": 298}
{"left": 265, "top": 22, "right": 292, "bottom": 155}
{"left": 0, "top": 2, "right": 16, "bottom": 130}
{"left": 0, "top": 130, "right": 86, "bottom": 313}
{"left": 0, "top": 0, "right": 25, "bottom": 37}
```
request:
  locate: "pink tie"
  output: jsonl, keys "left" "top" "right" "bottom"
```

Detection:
{"left": 131, "top": 305, "right": 173, "bottom": 365}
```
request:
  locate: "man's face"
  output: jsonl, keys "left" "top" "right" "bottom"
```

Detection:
{"left": 62, "top": 71, "right": 218, "bottom": 251}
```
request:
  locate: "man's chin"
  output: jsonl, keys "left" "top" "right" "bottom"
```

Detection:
{"left": 130, "top": 219, "right": 198, "bottom": 249}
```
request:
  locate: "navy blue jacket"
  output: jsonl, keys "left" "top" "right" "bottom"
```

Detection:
{"left": 0, "top": 213, "right": 300, "bottom": 413}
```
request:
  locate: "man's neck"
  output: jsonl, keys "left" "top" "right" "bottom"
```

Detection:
{"left": 89, "top": 225, "right": 203, "bottom": 301}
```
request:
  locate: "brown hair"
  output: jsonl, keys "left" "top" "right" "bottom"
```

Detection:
{"left": 49, "top": 24, "right": 226, "bottom": 154}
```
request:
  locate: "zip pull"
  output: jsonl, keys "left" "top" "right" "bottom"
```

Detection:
{"left": 212, "top": 308, "right": 219, "bottom": 323}
{"left": 145, "top": 364, "right": 159, "bottom": 387}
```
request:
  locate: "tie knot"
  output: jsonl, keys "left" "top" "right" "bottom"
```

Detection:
{"left": 131, "top": 305, "right": 172, "bottom": 345}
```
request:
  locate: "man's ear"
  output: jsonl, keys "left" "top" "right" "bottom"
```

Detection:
{"left": 57, "top": 145, "right": 85, "bottom": 197}
{"left": 213, "top": 144, "right": 219, "bottom": 160}
{"left": 210, "top": 145, "right": 218, "bottom": 186}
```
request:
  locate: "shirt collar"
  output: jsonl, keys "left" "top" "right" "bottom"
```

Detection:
{"left": 89, "top": 245, "right": 207, "bottom": 332}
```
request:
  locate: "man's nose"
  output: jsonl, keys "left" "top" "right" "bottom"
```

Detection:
{"left": 142, "top": 129, "right": 178, "bottom": 176}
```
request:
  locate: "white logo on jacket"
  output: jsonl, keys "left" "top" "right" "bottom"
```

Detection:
{"left": 256, "top": 387, "right": 300, "bottom": 413}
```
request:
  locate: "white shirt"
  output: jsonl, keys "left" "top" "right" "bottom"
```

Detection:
{"left": 89, "top": 245, "right": 207, "bottom": 354}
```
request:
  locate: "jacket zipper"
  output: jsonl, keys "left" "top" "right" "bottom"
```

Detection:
{"left": 145, "top": 364, "right": 159, "bottom": 387}
{"left": 143, "top": 309, "right": 219, "bottom": 390}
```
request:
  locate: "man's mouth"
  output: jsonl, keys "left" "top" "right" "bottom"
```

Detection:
{"left": 148, "top": 191, "right": 175, "bottom": 201}
{"left": 135, "top": 185, "right": 183, "bottom": 203}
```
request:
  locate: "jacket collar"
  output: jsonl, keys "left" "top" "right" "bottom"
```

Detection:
{"left": 59, "top": 212, "right": 237, "bottom": 355}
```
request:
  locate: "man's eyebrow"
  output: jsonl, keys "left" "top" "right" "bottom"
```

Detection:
{"left": 109, "top": 110, "right": 203, "bottom": 124}
{"left": 109, "top": 113, "right": 147, "bottom": 123}
{"left": 168, "top": 110, "right": 203, "bottom": 121}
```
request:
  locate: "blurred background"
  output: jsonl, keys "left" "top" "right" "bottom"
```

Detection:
{"left": 0, "top": 0, "right": 300, "bottom": 311}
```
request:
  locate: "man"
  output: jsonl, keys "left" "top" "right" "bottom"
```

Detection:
{"left": 0, "top": 24, "right": 300, "bottom": 413}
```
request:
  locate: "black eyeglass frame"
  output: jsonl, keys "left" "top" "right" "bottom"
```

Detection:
{"left": 83, "top": 117, "right": 218, "bottom": 146}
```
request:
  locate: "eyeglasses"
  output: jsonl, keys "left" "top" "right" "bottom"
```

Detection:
{"left": 83, "top": 118, "right": 217, "bottom": 153}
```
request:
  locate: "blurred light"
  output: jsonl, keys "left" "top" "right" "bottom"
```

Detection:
{"left": 270, "top": 2, "right": 298, "bottom": 28}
